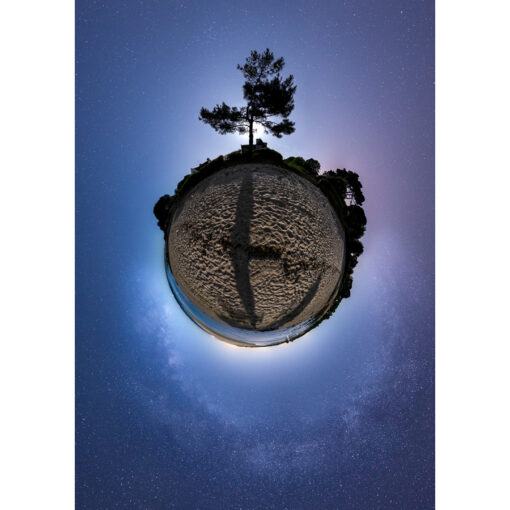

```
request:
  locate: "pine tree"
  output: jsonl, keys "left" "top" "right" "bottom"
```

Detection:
{"left": 199, "top": 49, "right": 296, "bottom": 150}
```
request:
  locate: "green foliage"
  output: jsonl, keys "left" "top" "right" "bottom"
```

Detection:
{"left": 318, "top": 168, "right": 366, "bottom": 207}
{"left": 283, "top": 157, "right": 303, "bottom": 171}
{"left": 287, "top": 156, "right": 305, "bottom": 167}
{"left": 252, "top": 147, "right": 283, "bottom": 162}
{"left": 283, "top": 157, "right": 315, "bottom": 180}
{"left": 333, "top": 168, "right": 365, "bottom": 205}
{"left": 199, "top": 49, "right": 296, "bottom": 147}
{"left": 198, "top": 103, "right": 246, "bottom": 135}
{"left": 307, "top": 167, "right": 367, "bottom": 329}
{"left": 304, "top": 158, "right": 320, "bottom": 176}
{"left": 318, "top": 174, "right": 347, "bottom": 201}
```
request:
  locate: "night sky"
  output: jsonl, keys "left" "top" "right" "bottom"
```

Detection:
{"left": 76, "top": 1, "right": 434, "bottom": 508}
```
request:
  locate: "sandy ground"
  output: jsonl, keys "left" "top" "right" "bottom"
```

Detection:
{"left": 167, "top": 163, "right": 345, "bottom": 331}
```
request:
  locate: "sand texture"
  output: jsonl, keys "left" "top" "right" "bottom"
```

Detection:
{"left": 167, "top": 164, "right": 345, "bottom": 331}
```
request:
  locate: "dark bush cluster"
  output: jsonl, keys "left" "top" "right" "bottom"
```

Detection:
{"left": 153, "top": 194, "right": 175, "bottom": 233}
{"left": 316, "top": 169, "right": 367, "bottom": 306}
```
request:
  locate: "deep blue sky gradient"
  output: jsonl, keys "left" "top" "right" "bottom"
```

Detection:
{"left": 76, "top": 1, "right": 434, "bottom": 508}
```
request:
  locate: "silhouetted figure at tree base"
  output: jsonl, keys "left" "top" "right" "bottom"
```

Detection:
{"left": 241, "top": 138, "right": 267, "bottom": 153}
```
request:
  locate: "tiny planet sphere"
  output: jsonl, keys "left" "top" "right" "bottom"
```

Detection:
{"left": 166, "top": 163, "right": 346, "bottom": 346}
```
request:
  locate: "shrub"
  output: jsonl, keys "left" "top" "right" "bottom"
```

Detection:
{"left": 252, "top": 147, "right": 283, "bottom": 162}
{"left": 153, "top": 194, "right": 174, "bottom": 233}
{"left": 304, "top": 158, "right": 320, "bottom": 175}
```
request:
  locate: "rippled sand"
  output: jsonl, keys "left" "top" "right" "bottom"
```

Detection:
{"left": 167, "top": 164, "right": 345, "bottom": 331}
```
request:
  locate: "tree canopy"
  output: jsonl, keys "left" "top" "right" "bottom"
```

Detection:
{"left": 199, "top": 49, "right": 296, "bottom": 148}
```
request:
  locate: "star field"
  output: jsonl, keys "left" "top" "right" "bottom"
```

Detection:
{"left": 76, "top": 1, "right": 434, "bottom": 508}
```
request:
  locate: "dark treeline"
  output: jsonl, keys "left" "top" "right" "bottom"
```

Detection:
{"left": 154, "top": 147, "right": 366, "bottom": 324}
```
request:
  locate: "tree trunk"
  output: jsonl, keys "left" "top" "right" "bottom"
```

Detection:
{"left": 249, "top": 117, "right": 254, "bottom": 153}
